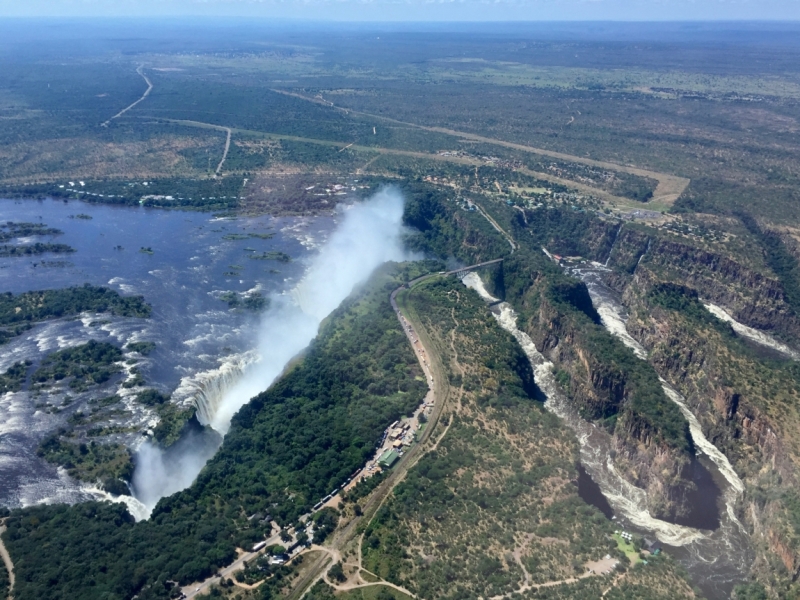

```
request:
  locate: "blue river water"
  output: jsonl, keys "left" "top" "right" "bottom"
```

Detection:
{"left": 0, "top": 197, "right": 336, "bottom": 508}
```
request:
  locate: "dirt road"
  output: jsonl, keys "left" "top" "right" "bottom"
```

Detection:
{"left": 0, "top": 523, "right": 15, "bottom": 600}
{"left": 214, "top": 127, "right": 232, "bottom": 178}
{"left": 181, "top": 529, "right": 285, "bottom": 599}
{"left": 101, "top": 65, "right": 153, "bottom": 127}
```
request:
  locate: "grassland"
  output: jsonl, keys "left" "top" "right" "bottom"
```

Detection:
{"left": 7, "top": 24, "right": 799, "bottom": 224}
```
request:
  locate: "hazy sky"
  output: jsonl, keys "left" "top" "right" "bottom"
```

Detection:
{"left": 1, "top": 0, "right": 798, "bottom": 21}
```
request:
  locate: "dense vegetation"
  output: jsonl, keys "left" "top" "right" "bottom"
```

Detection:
{"left": 402, "top": 181, "right": 513, "bottom": 264}
{"left": 0, "top": 285, "right": 150, "bottom": 342}
{"left": 3, "top": 22, "right": 800, "bottom": 597}
{"left": 31, "top": 341, "right": 123, "bottom": 392}
{"left": 1, "top": 263, "right": 430, "bottom": 599}
{"left": 37, "top": 435, "right": 133, "bottom": 492}
{"left": 515, "top": 205, "right": 621, "bottom": 262}
{"left": 126, "top": 341, "right": 156, "bottom": 355}
{"left": 0, "top": 359, "right": 31, "bottom": 393}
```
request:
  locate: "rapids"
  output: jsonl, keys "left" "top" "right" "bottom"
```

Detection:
{"left": 0, "top": 197, "right": 334, "bottom": 511}
{"left": 462, "top": 270, "right": 752, "bottom": 599}
{"left": 703, "top": 302, "right": 800, "bottom": 361}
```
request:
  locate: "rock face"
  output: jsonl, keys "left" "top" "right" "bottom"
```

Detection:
{"left": 618, "top": 263, "right": 800, "bottom": 591}
{"left": 607, "top": 226, "right": 800, "bottom": 344}
{"left": 515, "top": 274, "right": 696, "bottom": 522}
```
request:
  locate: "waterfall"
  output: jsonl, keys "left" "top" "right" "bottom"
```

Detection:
{"left": 171, "top": 351, "right": 259, "bottom": 429}
{"left": 635, "top": 238, "right": 652, "bottom": 269}
{"left": 603, "top": 223, "right": 623, "bottom": 267}
{"left": 128, "top": 189, "right": 411, "bottom": 516}
{"left": 83, "top": 485, "right": 150, "bottom": 521}
{"left": 192, "top": 355, "right": 255, "bottom": 427}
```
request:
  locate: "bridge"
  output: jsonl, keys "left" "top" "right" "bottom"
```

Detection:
{"left": 446, "top": 258, "right": 504, "bottom": 280}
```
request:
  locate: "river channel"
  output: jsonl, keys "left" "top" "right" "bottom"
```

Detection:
{"left": 0, "top": 197, "right": 336, "bottom": 509}
{"left": 463, "top": 269, "right": 753, "bottom": 600}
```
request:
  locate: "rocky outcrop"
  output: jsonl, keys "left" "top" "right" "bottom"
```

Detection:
{"left": 520, "top": 283, "right": 696, "bottom": 522}
{"left": 606, "top": 226, "right": 800, "bottom": 344}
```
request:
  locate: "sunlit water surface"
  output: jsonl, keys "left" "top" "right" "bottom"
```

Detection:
{"left": 0, "top": 198, "right": 335, "bottom": 509}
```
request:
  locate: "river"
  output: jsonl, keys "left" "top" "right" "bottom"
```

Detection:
{"left": 462, "top": 269, "right": 753, "bottom": 600}
{"left": 0, "top": 197, "right": 335, "bottom": 510}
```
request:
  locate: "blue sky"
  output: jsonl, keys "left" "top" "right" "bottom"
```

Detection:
{"left": 1, "top": 0, "right": 798, "bottom": 21}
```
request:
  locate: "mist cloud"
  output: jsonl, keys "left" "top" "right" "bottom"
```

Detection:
{"left": 130, "top": 187, "right": 410, "bottom": 516}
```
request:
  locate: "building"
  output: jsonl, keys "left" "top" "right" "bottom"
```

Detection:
{"left": 643, "top": 538, "right": 662, "bottom": 554}
{"left": 378, "top": 449, "right": 400, "bottom": 468}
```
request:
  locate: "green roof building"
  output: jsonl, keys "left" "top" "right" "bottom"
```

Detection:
{"left": 378, "top": 450, "right": 400, "bottom": 469}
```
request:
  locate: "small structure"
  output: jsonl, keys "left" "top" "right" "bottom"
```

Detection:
{"left": 643, "top": 537, "right": 662, "bottom": 554}
{"left": 378, "top": 449, "right": 400, "bottom": 469}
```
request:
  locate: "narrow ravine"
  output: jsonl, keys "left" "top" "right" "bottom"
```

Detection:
{"left": 566, "top": 263, "right": 753, "bottom": 599}
{"left": 462, "top": 271, "right": 752, "bottom": 600}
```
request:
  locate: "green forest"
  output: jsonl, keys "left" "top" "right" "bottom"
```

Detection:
{"left": 0, "top": 262, "right": 431, "bottom": 600}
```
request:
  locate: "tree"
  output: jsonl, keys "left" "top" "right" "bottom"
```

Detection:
{"left": 328, "top": 563, "right": 346, "bottom": 583}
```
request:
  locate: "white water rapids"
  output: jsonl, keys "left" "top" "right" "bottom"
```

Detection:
{"left": 463, "top": 270, "right": 752, "bottom": 599}
{"left": 462, "top": 272, "right": 706, "bottom": 544}
{"left": 703, "top": 303, "right": 800, "bottom": 361}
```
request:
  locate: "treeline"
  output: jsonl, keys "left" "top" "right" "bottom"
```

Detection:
{"left": 0, "top": 243, "right": 74, "bottom": 257}
{"left": 2, "top": 263, "right": 430, "bottom": 599}
{"left": 0, "top": 221, "right": 63, "bottom": 241}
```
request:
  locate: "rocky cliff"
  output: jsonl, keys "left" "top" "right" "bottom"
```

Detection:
{"left": 620, "top": 268, "right": 800, "bottom": 595}
{"left": 606, "top": 225, "right": 800, "bottom": 345}
{"left": 507, "top": 262, "right": 697, "bottom": 522}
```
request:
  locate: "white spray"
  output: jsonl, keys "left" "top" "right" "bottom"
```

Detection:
{"left": 131, "top": 188, "right": 410, "bottom": 516}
